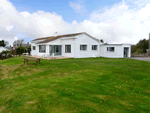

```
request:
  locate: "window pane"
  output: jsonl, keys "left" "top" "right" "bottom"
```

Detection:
{"left": 107, "top": 47, "right": 115, "bottom": 52}
{"left": 33, "top": 46, "right": 36, "bottom": 50}
{"left": 80, "top": 45, "right": 87, "bottom": 50}
{"left": 95, "top": 45, "right": 97, "bottom": 50}
{"left": 39, "top": 45, "right": 46, "bottom": 52}
{"left": 110, "top": 47, "right": 114, "bottom": 51}
{"left": 92, "top": 45, "right": 97, "bottom": 50}
{"left": 65, "top": 45, "right": 71, "bottom": 53}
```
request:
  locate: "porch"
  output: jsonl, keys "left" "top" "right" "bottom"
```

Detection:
{"left": 39, "top": 45, "right": 62, "bottom": 57}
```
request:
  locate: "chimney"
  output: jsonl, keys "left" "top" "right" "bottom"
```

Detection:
{"left": 149, "top": 33, "right": 150, "bottom": 49}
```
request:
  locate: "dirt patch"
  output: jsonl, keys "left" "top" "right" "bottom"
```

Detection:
{"left": 0, "top": 106, "right": 6, "bottom": 112}
{"left": 26, "top": 100, "right": 36, "bottom": 104}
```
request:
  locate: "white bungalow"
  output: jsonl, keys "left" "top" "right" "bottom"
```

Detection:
{"left": 30, "top": 32, "right": 131, "bottom": 58}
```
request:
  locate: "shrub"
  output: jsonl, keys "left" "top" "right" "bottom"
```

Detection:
{"left": 0, "top": 50, "right": 10, "bottom": 59}
{"left": 26, "top": 45, "right": 31, "bottom": 56}
{"left": 16, "top": 46, "right": 25, "bottom": 56}
{"left": 7, "top": 54, "right": 12, "bottom": 58}
{"left": 1, "top": 50, "right": 10, "bottom": 54}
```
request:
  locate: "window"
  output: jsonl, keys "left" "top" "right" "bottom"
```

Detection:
{"left": 80, "top": 45, "right": 87, "bottom": 51}
{"left": 107, "top": 47, "right": 115, "bottom": 52}
{"left": 65, "top": 45, "right": 71, "bottom": 53}
{"left": 39, "top": 45, "right": 46, "bottom": 53}
{"left": 33, "top": 46, "right": 36, "bottom": 50}
{"left": 92, "top": 45, "right": 98, "bottom": 50}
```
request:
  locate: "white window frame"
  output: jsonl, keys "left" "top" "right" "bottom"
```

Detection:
{"left": 107, "top": 47, "right": 115, "bottom": 52}
{"left": 39, "top": 45, "right": 46, "bottom": 53}
{"left": 33, "top": 46, "right": 36, "bottom": 50}
{"left": 65, "top": 45, "right": 71, "bottom": 53}
{"left": 80, "top": 45, "right": 87, "bottom": 51}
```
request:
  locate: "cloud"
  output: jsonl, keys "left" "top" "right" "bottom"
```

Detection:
{"left": 5, "top": 25, "right": 14, "bottom": 31}
{"left": 69, "top": 0, "right": 87, "bottom": 15}
{"left": 14, "top": 36, "right": 18, "bottom": 40}
{"left": 1, "top": 0, "right": 150, "bottom": 46}
{"left": 88, "top": 0, "right": 150, "bottom": 44}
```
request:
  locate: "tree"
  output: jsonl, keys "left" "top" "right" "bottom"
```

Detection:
{"left": 0, "top": 50, "right": 10, "bottom": 59}
{"left": 136, "top": 39, "right": 148, "bottom": 53}
{"left": 131, "top": 45, "right": 137, "bottom": 53}
{"left": 16, "top": 46, "right": 25, "bottom": 57}
{"left": 13, "top": 39, "right": 25, "bottom": 48}
{"left": 4, "top": 41, "right": 9, "bottom": 46}
{"left": 26, "top": 45, "right": 31, "bottom": 55}
{"left": 0, "top": 40, "right": 6, "bottom": 47}
{"left": 11, "top": 49, "right": 16, "bottom": 57}
{"left": 135, "top": 49, "right": 143, "bottom": 53}
{"left": 131, "top": 38, "right": 149, "bottom": 53}
{"left": 100, "top": 39, "right": 104, "bottom": 43}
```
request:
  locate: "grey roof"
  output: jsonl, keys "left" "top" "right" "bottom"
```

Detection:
{"left": 31, "top": 32, "right": 99, "bottom": 44}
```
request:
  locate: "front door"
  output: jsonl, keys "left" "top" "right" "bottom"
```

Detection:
{"left": 124, "top": 47, "right": 129, "bottom": 57}
{"left": 49, "top": 45, "right": 62, "bottom": 56}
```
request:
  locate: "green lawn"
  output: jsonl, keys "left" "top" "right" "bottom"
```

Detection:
{"left": 0, "top": 56, "right": 150, "bottom": 113}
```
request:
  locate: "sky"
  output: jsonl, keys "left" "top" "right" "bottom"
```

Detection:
{"left": 1, "top": 0, "right": 150, "bottom": 45}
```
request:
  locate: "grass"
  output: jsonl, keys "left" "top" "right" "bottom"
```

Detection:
{"left": 0, "top": 56, "right": 150, "bottom": 113}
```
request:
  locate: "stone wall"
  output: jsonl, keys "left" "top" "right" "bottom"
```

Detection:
{"left": 132, "top": 53, "right": 148, "bottom": 57}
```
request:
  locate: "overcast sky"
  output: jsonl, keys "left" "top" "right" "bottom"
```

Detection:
{"left": 1, "top": 0, "right": 150, "bottom": 45}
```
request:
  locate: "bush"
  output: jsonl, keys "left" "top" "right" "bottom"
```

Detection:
{"left": 1, "top": 50, "right": 10, "bottom": 54}
{"left": 7, "top": 54, "right": 12, "bottom": 58}
{"left": 0, "top": 50, "right": 10, "bottom": 59}
{"left": 135, "top": 49, "right": 143, "bottom": 53}
{"left": 16, "top": 46, "right": 25, "bottom": 56}
{"left": 26, "top": 45, "right": 31, "bottom": 56}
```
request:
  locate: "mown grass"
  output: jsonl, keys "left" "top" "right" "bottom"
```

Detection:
{"left": 0, "top": 56, "right": 150, "bottom": 113}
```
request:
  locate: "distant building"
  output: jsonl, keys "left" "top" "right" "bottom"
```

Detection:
{"left": 13, "top": 42, "right": 30, "bottom": 48}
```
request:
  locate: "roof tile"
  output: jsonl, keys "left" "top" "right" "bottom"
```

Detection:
{"left": 32, "top": 32, "right": 84, "bottom": 44}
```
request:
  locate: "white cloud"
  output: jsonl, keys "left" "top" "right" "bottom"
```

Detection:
{"left": 69, "top": 0, "right": 87, "bottom": 15}
{"left": 14, "top": 36, "right": 18, "bottom": 40}
{"left": 69, "top": 2, "right": 83, "bottom": 11}
{"left": 5, "top": 25, "right": 14, "bottom": 31}
{"left": 88, "top": 0, "right": 150, "bottom": 44}
{"left": 1, "top": 0, "right": 150, "bottom": 46}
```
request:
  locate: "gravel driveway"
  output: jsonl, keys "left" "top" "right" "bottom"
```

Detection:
{"left": 130, "top": 57, "right": 150, "bottom": 61}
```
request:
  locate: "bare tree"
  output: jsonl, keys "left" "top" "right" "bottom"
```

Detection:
{"left": 4, "top": 41, "right": 9, "bottom": 46}
{"left": 13, "top": 39, "right": 25, "bottom": 48}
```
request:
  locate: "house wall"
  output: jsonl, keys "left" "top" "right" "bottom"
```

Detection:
{"left": 31, "top": 40, "right": 47, "bottom": 56}
{"left": 46, "top": 38, "right": 75, "bottom": 57}
{"left": 36, "top": 45, "right": 48, "bottom": 57}
{"left": 74, "top": 34, "right": 100, "bottom": 58}
{"left": 100, "top": 44, "right": 131, "bottom": 58}
{"left": 31, "top": 42, "right": 38, "bottom": 56}
{"left": 61, "top": 38, "right": 75, "bottom": 57}
{"left": 30, "top": 33, "right": 131, "bottom": 58}
{"left": 122, "top": 44, "right": 131, "bottom": 57}
{"left": 31, "top": 34, "right": 100, "bottom": 58}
